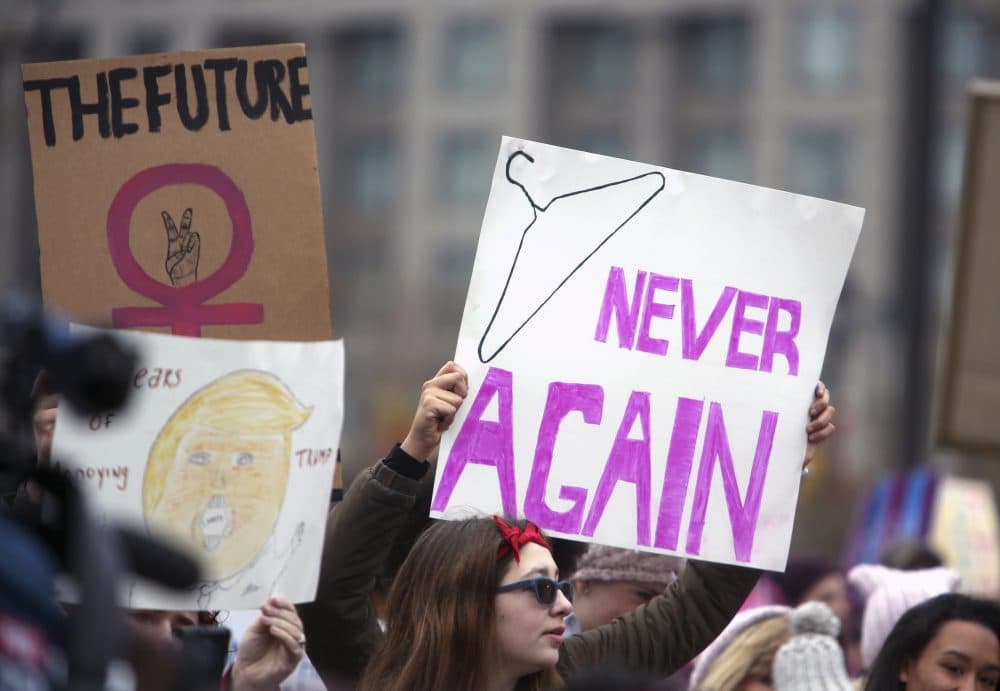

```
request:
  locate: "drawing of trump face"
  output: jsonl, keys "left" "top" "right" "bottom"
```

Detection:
{"left": 143, "top": 371, "right": 310, "bottom": 580}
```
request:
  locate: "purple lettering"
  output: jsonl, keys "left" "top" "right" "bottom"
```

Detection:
{"left": 582, "top": 391, "right": 653, "bottom": 545}
{"left": 594, "top": 266, "right": 647, "bottom": 349}
{"left": 685, "top": 402, "right": 778, "bottom": 562}
{"left": 653, "top": 397, "right": 705, "bottom": 550}
{"left": 431, "top": 367, "right": 518, "bottom": 517}
{"left": 635, "top": 274, "right": 679, "bottom": 356}
{"left": 725, "top": 290, "right": 769, "bottom": 370}
{"left": 524, "top": 383, "right": 603, "bottom": 533}
{"left": 681, "top": 282, "right": 737, "bottom": 361}
{"left": 760, "top": 298, "right": 801, "bottom": 376}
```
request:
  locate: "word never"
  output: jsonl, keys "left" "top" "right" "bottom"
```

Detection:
{"left": 54, "top": 461, "right": 129, "bottom": 491}
{"left": 24, "top": 55, "right": 311, "bottom": 146}
{"left": 432, "top": 367, "right": 779, "bottom": 563}
{"left": 595, "top": 266, "right": 802, "bottom": 375}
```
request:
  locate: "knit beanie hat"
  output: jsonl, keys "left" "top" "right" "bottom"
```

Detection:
{"left": 772, "top": 602, "right": 853, "bottom": 690}
{"left": 847, "top": 564, "right": 961, "bottom": 669}
{"left": 771, "top": 557, "right": 840, "bottom": 606}
{"left": 688, "top": 605, "right": 790, "bottom": 689}
{"left": 573, "top": 545, "right": 685, "bottom": 588}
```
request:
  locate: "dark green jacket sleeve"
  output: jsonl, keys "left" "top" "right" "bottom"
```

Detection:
{"left": 557, "top": 560, "right": 760, "bottom": 680}
{"left": 298, "top": 459, "right": 425, "bottom": 682}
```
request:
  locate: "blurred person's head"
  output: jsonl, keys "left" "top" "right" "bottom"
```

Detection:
{"left": 863, "top": 593, "right": 1000, "bottom": 691}
{"left": 127, "top": 609, "right": 219, "bottom": 641}
{"left": 771, "top": 557, "right": 850, "bottom": 627}
{"left": 31, "top": 371, "right": 58, "bottom": 466}
{"left": 360, "top": 516, "right": 571, "bottom": 691}
{"left": 571, "top": 545, "right": 684, "bottom": 632}
{"left": 143, "top": 371, "right": 310, "bottom": 580}
{"left": 880, "top": 539, "right": 944, "bottom": 571}
{"left": 772, "top": 602, "right": 852, "bottom": 691}
{"left": 848, "top": 564, "right": 961, "bottom": 671}
{"left": 688, "top": 605, "right": 791, "bottom": 691}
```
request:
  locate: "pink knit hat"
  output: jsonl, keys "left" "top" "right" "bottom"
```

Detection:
{"left": 573, "top": 545, "right": 685, "bottom": 588}
{"left": 847, "top": 564, "right": 961, "bottom": 669}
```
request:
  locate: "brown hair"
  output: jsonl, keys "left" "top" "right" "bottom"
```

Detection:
{"left": 360, "top": 517, "right": 564, "bottom": 691}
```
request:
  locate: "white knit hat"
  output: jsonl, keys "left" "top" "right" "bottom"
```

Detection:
{"left": 847, "top": 564, "right": 961, "bottom": 669}
{"left": 773, "top": 602, "right": 853, "bottom": 690}
{"left": 688, "top": 605, "right": 790, "bottom": 689}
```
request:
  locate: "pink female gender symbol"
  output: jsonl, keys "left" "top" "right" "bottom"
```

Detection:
{"left": 107, "top": 163, "right": 264, "bottom": 337}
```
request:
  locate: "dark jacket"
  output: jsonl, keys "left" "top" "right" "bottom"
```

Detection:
{"left": 300, "top": 446, "right": 760, "bottom": 685}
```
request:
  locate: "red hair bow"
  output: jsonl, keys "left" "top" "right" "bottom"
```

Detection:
{"left": 493, "top": 516, "right": 550, "bottom": 564}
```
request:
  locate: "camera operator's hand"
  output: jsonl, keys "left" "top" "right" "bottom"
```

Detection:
{"left": 230, "top": 595, "right": 305, "bottom": 691}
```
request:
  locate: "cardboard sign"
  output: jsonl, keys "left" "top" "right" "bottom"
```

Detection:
{"left": 22, "top": 44, "right": 332, "bottom": 341}
{"left": 937, "top": 81, "right": 1000, "bottom": 452}
{"left": 430, "top": 137, "right": 863, "bottom": 571}
{"left": 51, "top": 326, "right": 344, "bottom": 610}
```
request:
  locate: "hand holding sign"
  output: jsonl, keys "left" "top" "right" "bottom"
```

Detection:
{"left": 162, "top": 208, "right": 201, "bottom": 287}
{"left": 804, "top": 381, "right": 835, "bottom": 468}
{"left": 400, "top": 362, "right": 469, "bottom": 461}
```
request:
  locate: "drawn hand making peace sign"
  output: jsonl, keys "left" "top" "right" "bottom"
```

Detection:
{"left": 162, "top": 208, "right": 201, "bottom": 286}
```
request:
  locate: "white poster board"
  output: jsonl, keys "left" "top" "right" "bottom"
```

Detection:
{"left": 430, "top": 137, "right": 862, "bottom": 571}
{"left": 51, "top": 326, "right": 344, "bottom": 609}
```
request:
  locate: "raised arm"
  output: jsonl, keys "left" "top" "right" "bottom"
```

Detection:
{"left": 298, "top": 362, "right": 468, "bottom": 683}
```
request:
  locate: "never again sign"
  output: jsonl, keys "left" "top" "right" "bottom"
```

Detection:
{"left": 430, "top": 138, "right": 863, "bottom": 571}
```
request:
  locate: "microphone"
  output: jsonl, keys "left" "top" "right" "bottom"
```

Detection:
{"left": 115, "top": 525, "right": 202, "bottom": 591}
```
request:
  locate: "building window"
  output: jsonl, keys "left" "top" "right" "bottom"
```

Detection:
{"left": 346, "top": 137, "right": 396, "bottom": 215}
{"left": 938, "top": 126, "right": 966, "bottom": 210}
{"left": 214, "top": 28, "right": 295, "bottom": 50}
{"left": 942, "top": 12, "right": 997, "bottom": 84}
{"left": 335, "top": 27, "right": 402, "bottom": 99}
{"left": 130, "top": 28, "right": 171, "bottom": 56}
{"left": 792, "top": 8, "right": 856, "bottom": 90}
{"left": 443, "top": 20, "right": 503, "bottom": 94}
{"left": 550, "top": 23, "right": 632, "bottom": 94}
{"left": 675, "top": 16, "right": 751, "bottom": 94}
{"left": 567, "top": 128, "right": 627, "bottom": 158}
{"left": 682, "top": 127, "right": 748, "bottom": 182}
{"left": 438, "top": 133, "right": 495, "bottom": 207}
{"left": 787, "top": 129, "right": 848, "bottom": 200}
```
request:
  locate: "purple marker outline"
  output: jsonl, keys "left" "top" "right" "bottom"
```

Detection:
{"left": 107, "top": 163, "right": 263, "bottom": 336}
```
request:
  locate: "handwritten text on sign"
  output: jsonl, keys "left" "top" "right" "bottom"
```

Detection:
{"left": 430, "top": 137, "right": 862, "bottom": 571}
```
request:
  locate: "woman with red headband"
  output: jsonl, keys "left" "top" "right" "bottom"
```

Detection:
{"left": 302, "top": 361, "right": 836, "bottom": 691}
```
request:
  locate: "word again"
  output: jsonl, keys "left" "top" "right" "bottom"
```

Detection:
{"left": 594, "top": 266, "right": 802, "bottom": 375}
{"left": 24, "top": 55, "right": 311, "bottom": 146}
{"left": 432, "top": 367, "right": 780, "bottom": 563}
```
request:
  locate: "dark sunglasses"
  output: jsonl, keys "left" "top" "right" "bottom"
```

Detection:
{"left": 496, "top": 577, "right": 574, "bottom": 606}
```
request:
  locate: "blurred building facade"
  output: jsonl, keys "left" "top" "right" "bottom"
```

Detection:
{"left": 2, "top": 0, "right": 998, "bottom": 555}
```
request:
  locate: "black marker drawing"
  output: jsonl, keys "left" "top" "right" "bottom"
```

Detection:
{"left": 477, "top": 150, "right": 666, "bottom": 363}
{"left": 162, "top": 207, "right": 201, "bottom": 286}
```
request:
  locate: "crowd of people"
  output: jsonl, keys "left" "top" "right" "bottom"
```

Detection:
{"left": 7, "top": 360, "right": 1000, "bottom": 690}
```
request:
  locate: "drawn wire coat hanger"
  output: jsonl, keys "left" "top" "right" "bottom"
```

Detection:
{"left": 477, "top": 150, "right": 666, "bottom": 363}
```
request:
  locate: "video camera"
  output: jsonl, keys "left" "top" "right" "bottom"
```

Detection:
{"left": 0, "top": 298, "right": 227, "bottom": 691}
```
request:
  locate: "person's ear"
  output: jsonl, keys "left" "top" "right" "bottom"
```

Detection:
{"left": 899, "top": 660, "right": 910, "bottom": 684}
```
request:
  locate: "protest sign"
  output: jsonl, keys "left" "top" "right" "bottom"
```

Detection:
{"left": 51, "top": 326, "right": 344, "bottom": 610}
{"left": 22, "top": 44, "right": 332, "bottom": 341}
{"left": 937, "top": 80, "right": 1000, "bottom": 452}
{"left": 430, "top": 137, "right": 863, "bottom": 571}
